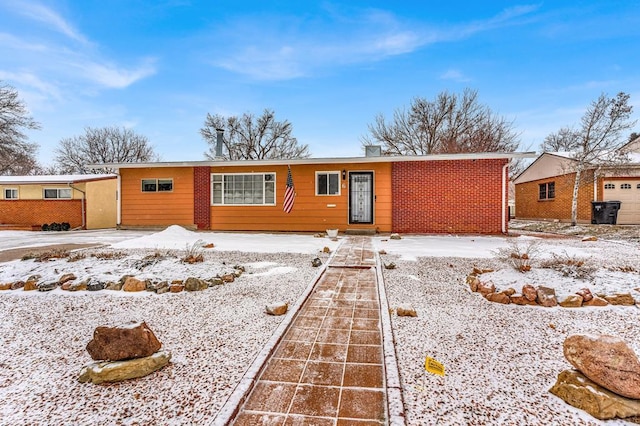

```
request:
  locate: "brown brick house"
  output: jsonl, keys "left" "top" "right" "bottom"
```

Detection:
{"left": 514, "top": 146, "right": 640, "bottom": 224}
{"left": 93, "top": 152, "right": 534, "bottom": 235}
{"left": 0, "top": 174, "right": 117, "bottom": 230}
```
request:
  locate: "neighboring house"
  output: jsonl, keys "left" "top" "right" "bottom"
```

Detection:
{"left": 93, "top": 151, "right": 534, "bottom": 235}
{"left": 514, "top": 142, "right": 640, "bottom": 224}
{"left": 0, "top": 174, "right": 117, "bottom": 230}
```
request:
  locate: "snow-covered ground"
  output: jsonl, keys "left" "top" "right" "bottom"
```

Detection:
{"left": 0, "top": 226, "right": 639, "bottom": 425}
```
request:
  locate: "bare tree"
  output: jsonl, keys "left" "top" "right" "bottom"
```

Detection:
{"left": 54, "top": 126, "right": 159, "bottom": 173}
{"left": 543, "top": 92, "right": 636, "bottom": 226}
{"left": 540, "top": 127, "right": 581, "bottom": 152}
{"left": 0, "top": 81, "right": 41, "bottom": 175}
{"left": 201, "top": 109, "right": 310, "bottom": 160}
{"left": 361, "top": 88, "right": 520, "bottom": 155}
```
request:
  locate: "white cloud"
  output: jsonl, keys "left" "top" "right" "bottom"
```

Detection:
{"left": 7, "top": 1, "right": 89, "bottom": 44}
{"left": 73, "top": 58, "right": 157, "bottom": 89}
{"left": 440, "top": 69, "right": 471, "bottom": 82}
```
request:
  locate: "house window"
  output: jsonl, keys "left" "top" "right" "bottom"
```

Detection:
{"left": 604, "top": 183, "right": 615, "bottom": 190}
{"left": 316, "top": 172, "right": 340, "bottom": 196}
{"left": 211, "top": 173, "right": 275, "bottom": 205}
{"left": 142, "top": 179, "right": 173, "bottom": 192}
{"left": 620, "top": 183, "right": 632, "bottom": 189}
{"left": 637, "top": 184, "right": 640, "bottom": 189}
{"left": 539, "top": 182, "right": 555, "bottom": 200}
{"left": 43, "top": 188, "right": 72, "bottom": 199}
{"left": 3, "top": 188, "right": 18, "bottom": 199}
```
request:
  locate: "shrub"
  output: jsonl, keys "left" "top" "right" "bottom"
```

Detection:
{"left": 494, "top": 239, "right": 541, "bottom": 272}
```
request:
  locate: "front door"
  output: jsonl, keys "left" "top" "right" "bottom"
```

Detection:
{"left": 349, "top": 172, "right": 374, "bottom": 224}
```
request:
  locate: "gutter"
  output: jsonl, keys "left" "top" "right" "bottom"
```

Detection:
{"left": 68, "top": 183, "right": 86, "bottom": 229}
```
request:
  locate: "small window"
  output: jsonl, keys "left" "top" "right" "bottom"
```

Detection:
{"left": 43, "top": 188, "right": 72, "bottom": 199}
{"left": 211, "top": 173, "right": 275, "bottom": 205}
{"left": 142, "top": 179, "right": 173, "bottom": 192}
{"left": 316, "top": 172, "right": 340, "bottom": 196}
{"left": 637, "top": 184, "right": 640, "bottom": 189}
{"left": 539, "top": 182, "right": 555, "bottom": 200}
{"left": 604, "top": 183, "right": 615, "bottom": 190}
{"left": 621, "top": 183, "right": 632, "bottom": 189}
{"left": 3, "top": 188, "right": 18, "bottom": 199}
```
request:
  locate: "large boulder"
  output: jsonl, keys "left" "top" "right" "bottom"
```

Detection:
{"left": 86, "top": 321, "right": 162, "bottom": 361}
{"left": 604, "top": 293, "right": 636, "bottom": 306}
{"left": 78, "top": 350, "right": 171, "bottom": 385}
{"left": 396, "top": 305, "right": 417, "bottom": 317}
{"left": 122, "top": 277, "right": 146, "bottom": 292}
{"left": 583, "top": 295, "right": 609, "bottom": 307}
{"left": 559, "top": 295, "right": 583, "bottom": 308}
{"left": 550, "top": 369, "right": 640, "bottom": 420}
{"left": 486, "top": 292, "right": 510, "bottom": 304}
{"left": 265, "top": 302, "right": 288, "bottom": 316}
{"left": 476, "top": 281, "right": 495, "bottom": 297}
{"left": 564, "top": 334, "right": 640, "bottom": 399}
{"left": 522, "top": 284, "right": 537, "bottom": 302}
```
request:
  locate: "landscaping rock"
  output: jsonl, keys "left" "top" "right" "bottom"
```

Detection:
{"left": 510, "top": 294, "right": 537, "bottom": 305}
{"left": 559, "top": 295, "right": 583, "bottom": 308}
{"left": 10, "top": 281, "right": 25, "bottom": 290}
{"left": 550, "top": 369, "right": 640, "bottom": 420}
{"left": 396, "top": 305, "right": 417, "bottom": 317}
{"left": 86, "top": 321, "right": 162, "bottom": 362}
{"left": 486, "top": 292, "right": 510, "bottom": 304}
{"left": 0, "top": 282, "right": 11, "bottom": 290}
{"left": 58, "top": 273, "right": 77, "bottom": 285}
{"left": 169, "top": 283, "right": 184, "bottom": 293}
{"left": 583, "top": 295, "right": 609, "bottom": 307}
{"left": 322, "top": 246, "right": 331, "bottom": 253}
{"left": 38, "top": 282, "right": 58, "bottom": 292}
{"left": 70, "top": 281, "right": 88, "bottom": 291}
{"left": 23, "top": 280, "right": 38, "bottom": 291}
{"left": 221, "top": 274, "right": 235, "bottom": 283}
{"left": 384, "top": 262, "right": 396, "bottom": 270}
{"left": 502, "top": 288, "right": 516, "bottom": 297}
{"left": 311, "top": 258, "right": 322, "bottom": 267}
{"left": 390, "top": 233, "right": 402, "bottom": 240}
{"left": 576, "top": 288, "right": 593, "bottom": 302}
{"left": 87, "top": 281, "right": 106, "bottom": 291}
{"left": 156, "top": 282, "right": 170, "bottom": 295}
{"left": 105, "top": 281, "right": 122, "bottom": 291}
{"left": 564, "top": 334, "right": 640, "bottom": 399}
{"left": 184, "top": 277, "right": 208, "bottom": 291}
{"left": 209, "top": 277, "right": 224, "bottom": 286}
{"left": 467, "top": 275, "right": 480, "bottom": 292}
{"left": 604, "top": 293, "right": 636, "bottom": 306}
{"left": 581, "top": 236, "right": 598, "bottom": 242}
{"left": 122, "top": 277, "right": 146, "bottom": 292}
{"left": 265, "top": 302, "right": 288, "bottom": 316}
{"left": 78, "top": 350, "right": 171, "bottom": 385}
{"left": 522, "top": 284, "right": 537, "bottom": 302}
{"left": 476, "top": 281, "right": 495, "bottom": 297}
{"left": 536, "top": 286, "right": 557, "bottom": 307}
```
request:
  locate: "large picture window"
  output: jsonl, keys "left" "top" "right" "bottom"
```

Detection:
{"left": 316, "top": 171, "right": 340, "bottom": 196}
{"left": 3, "top": 188, "right": 18, "bottom": 199}
{"left": 141, "top": 179, "right": 173, "bottom": 192}
{"left": 539, "top": 182, "right": 555, "bottom": 200}
{"left": 44, "top": 188, "right": 72, "bottom": 199}
{"left": 211, "top": 173, "right": 275, "bottom": 205}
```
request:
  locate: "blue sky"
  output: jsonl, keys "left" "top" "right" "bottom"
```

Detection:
{"left": 1, "top": 1, "right": 639, "bottom": 166}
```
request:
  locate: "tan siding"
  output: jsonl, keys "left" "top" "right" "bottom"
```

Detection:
{"left": 85, "top": 179, "right": 117, "bottom": 229}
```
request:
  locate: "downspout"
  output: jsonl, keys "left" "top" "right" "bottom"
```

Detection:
{"left": 593, "top": 166, "right": 600, "bottom": 201}
{"left": 501, "top": 162, "right": 508, "bottom": 234}
{"left": 68, "top": 183, "right": 86, "bottom": 229}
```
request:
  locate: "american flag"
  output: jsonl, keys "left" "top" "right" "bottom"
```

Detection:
{"left": 283, "top": 166, "right": 295, "bottom": 213}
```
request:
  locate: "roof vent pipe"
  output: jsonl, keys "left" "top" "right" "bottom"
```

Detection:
{"left": 215, "top": 128, "right": 224, "bottom": 158}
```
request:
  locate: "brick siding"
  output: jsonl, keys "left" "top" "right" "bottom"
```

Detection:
{"left": 515, "top": 171, "right": 594, "bottom": 222}
{"left": 0, "top": 200, "right": 84, "bottom": 228}
{"left": 391, "top": 159, "right": 508, "bottom": 234}
{"left": 193, "top": 167, "right": 211, "bottom": 229}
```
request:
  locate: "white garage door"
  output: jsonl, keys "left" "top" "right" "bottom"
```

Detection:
{"left": 603, "top": 180, "right": 640, "bottom": 224}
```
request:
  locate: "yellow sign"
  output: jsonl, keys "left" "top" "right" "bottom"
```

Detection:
{"left": 425, "top": 356, "right": 445, "bottom": 376}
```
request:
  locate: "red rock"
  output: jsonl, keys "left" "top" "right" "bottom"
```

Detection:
{"left": 576, "top": 288, "right": 593, "bottom": 302}
{"left": 396, "top": 305, "right": 417, "bottom": 317}
{"left": 486, "top": 292, "right": 510, "bottom": 304}
{"left": 559, "top": 295, "right": 583, "bottom": 308}
{"left": 467, "top": 275, "right": 480, "bottom": 292}
{"left": 510, "top": 294, "right": 537, "bottom": 305}
{"left": 0, "top": 282, "right": 12, "bottom": 291}
{"left": 536, "top": 286, "right": 557, "bottom": 307}
{"left": 603, "top": 293, "right": 636, "bottom": 306}
{"left": 564, "top": 334, "right": 640, "bottom": 399}
{"left": 265, "top": 302, "right": 289, "bottom": 316}
{"left": 477, "top": 281, "right": 495, "bottom": 296}
{"left": 58, "top": 273, "right": 77, "bottom": 285}
{"left": 23, "top": 281, "right": 38, "bottom": 291}
{"left": 169, "top": 284, "right": 184, "bottom": 293}
{"left": 221, "top": 274, "right": 235, "bottom": 283}
{"left": 502, "top": 288, "right": 516, "bottom": 297}
{"left": 86, "top": 321, "right": 162, "bottom": 361}
{"left": 522, "top": 284, "right": 537, "bottom": 302}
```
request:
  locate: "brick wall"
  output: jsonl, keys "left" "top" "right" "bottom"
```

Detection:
{"left": 193, "top": 167, "right": 211, "bottom": 229}
{"left": 0, "top": 200, "right": 84, "bottom": 228}
{"left": 391, "top": 159, "right": 508, "bottom": 234}
{"left": 515, "top": 171, "right": 594, "bottom": 222}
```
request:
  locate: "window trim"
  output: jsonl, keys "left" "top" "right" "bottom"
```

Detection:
{"left": 315, "top": 171, "right": 341, "bottom": 196}
{"left": 620, "top": 183, "right": 632, "bottom": 190}
{"left": 141, "top": 178, "right": 174, "bottom": 193}
{"left": 3, "top": 188, "right": 18, "bottom": 200}
{"left": 538, "top": 182, "right": 555, "bottom": 200}
{"left": 43, "top": 188, "right": 72, "bottom": 199}
{"left": 604, "top": 183, "right": 615, "bottom": 190}
{"left": 210, "top": 172, "right": 276, "bottom": 206}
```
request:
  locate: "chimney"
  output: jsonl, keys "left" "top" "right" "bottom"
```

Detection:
{"left": 215, "top": 128, "right": 224, "bottom": 158}
{"left": 364, "top": 145, "right": 381, "bottom": 157}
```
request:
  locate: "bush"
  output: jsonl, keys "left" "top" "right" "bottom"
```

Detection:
{"left": 494, "top": 239, "right": 541, "bottom": 272}
{"left": 40, "top": 222, "right": 72, "bottom": 231}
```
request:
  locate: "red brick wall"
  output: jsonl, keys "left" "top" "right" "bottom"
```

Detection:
{"left": 193, "top": 167, "right": 211, "bottom": 229}
{"left": 515, "top": 171, "right": 594, "bottom": 222}
{"left": 0, "top": 200, "right": 84, "bottom": 228}
{"left": 391, "top": 159, "right": 508, "bottom": 234}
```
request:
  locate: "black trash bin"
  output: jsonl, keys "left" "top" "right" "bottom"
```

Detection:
{"left": 591, "top": 201, "right": 621, "bottom": 224}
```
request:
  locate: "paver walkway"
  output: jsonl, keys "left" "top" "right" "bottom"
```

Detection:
{"left": 225, "top": 236, "right": 401, "bottom": 425}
